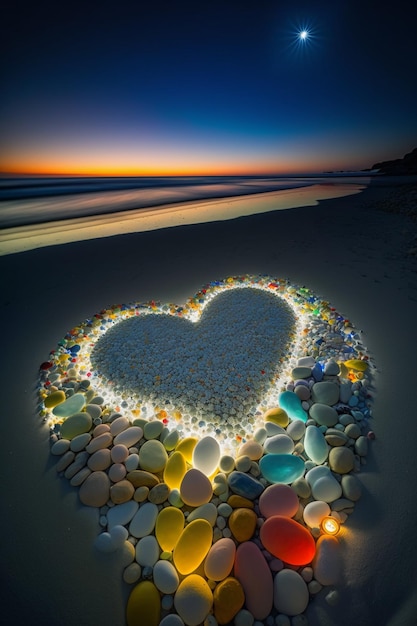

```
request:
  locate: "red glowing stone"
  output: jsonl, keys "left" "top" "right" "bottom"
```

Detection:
{"left": 40, "top": 361, "right": 53, "bottom": 371}
{"left": 260, "top": 515, "right": 316, "bottom": 566}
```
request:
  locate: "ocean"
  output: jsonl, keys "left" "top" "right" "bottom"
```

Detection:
{"left": 0, "top": 174, "right": 371, "bottom": 229}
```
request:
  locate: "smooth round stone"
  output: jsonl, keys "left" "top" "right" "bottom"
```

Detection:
{"left": 139, "top": 439, "right": 168, "bottom": 472}
{"left": 263, "top": 434, "right": 294, "bottom": 455}
{"left": 235, "top": 455, "right": 251, "bottom": 473}
{"left": 127, "top": 470, "right": 159, "bottom": 488}
{"left": 161, "top": 428, "right": 180, "bottom": 451}
{"left": 44, "top": 390, "right": 66, "bottom": 409}
{"left": 175, "top": 437, "right": 198, "bottom": 463}
{"left": 180, "top": 468, "right": 213, "bottom": 507}
{"left": 135, "top": 535, "right": 160, "bottom": 567}
{"left": 298, "top": 356, "right": 316, "bottom": 367}
{"left": 126, "top": 580, "right": 160, "bottom": 626}
{"left": 339, "top": 381, "right": 352, "bottom": 403}
{"left": 92, "top": 424, "right": 110, "bottom": 437}
{"left": 123, "top": 562, "right": 142, "bottom": 585}
{"left": 153, "top": 559, "right": 179, "bottom": 594}
{"left": 309, "top": 403, "right": 339, "bottom": 426}
{"left": 291, "top": 366, "right": 312, "bottom": 380}
{"left": 94, "top": 532, "right": 118, "bottom": 553}
{"left": 148, "top": 483, "right": 170, "bottom": 504}
{"left": 53, "top": 393, "right": 86, "bottom": 417}
{"left": 134, "top": 486, "right": 149, "bottom": 502}
{"left": 312, "top": 476, "right": 342, "bottom": 503}
{"left": 305, "top": 465, "right": 332, "bottom": 485}
{"left": 174, "top": 575, "right": 213, "bottom": 626}
{"left": 325, "top": 431, "right": 349, "bottom": 447}
{"left": 155, "top": 507, "right": 184, "bottom": 552}
{"left": 219, "top": 455, "right": 235, "bottom": 473}
{"left": 144, "top": 419, "right": 164, "bottom": 440}
{"left": 291, "top": 477, "right": 311, "bottom": 499}
{"left": 213, "top": 576, "right": 245, "bottom": 625}
{"left": 107, "top": 500, "right": 139, "bottom": 529}
{"left": 345, "top": 423, "right": 361, "bottom": 439}
{"left": 312, "top": 535, "right": 341, "bottom": 585}
{"left": 111, "top": 444, "right": 129, "bottom": 463}
{"left": 86, "top": 432, "right": 113, "bottom": 454}
{"left": 110, "top": 479, "right": 135, "bottom": 504}
{"left": 259, "top": 454, "right": 305, "bottom": 484}
{"left": 84, "top": 403, "right": 102, "bottom": 420}
{"left": 311, "top": 382, "right": 339, "bottom": 406}
{"left": 88, "top": 448, "right": 112, "bottom": 471}
{"left": 125, "top": 453, "right": 140, "bottom": 472}
{"left": 238, "top": 440, "right": 264, "bottom": 460}
{"left": 273, "top": 569, "right": 309, "bottom": 616}
{"left": 187, "top": 502, "right": 218, "bottom": 526}
{"left": 164, "top": 451, "right": 187, "bottom": 489}
{"left": 173, "top": 519, "right": 213, "bottom": 575}
{"left": 227, "top": 494, "right": 255, "bottom": 509}
{"left": 59, "top": 412, "right": 92, "bottom": 440}
{"left": 286, "top": 420, "right": 306, "bottom": 441}
{"left": 265, "top": 422, "right": 287, "bottom": 436}
{"left": 329, "top": 446, "right": 355, "bottom": 473}
{"left": 70, "top": 432, "right": 92, "bottom": 452}
{"left": 341, "top": 473, "right": 362, "bottom": 501}
{"left": 51, "top": 439, "right": 70, "bottom": 455}
{"left": 79, "top": 471, "right": 110, "bottom": 507}
{"left": 110, "top": 416, "right": 130, "bottom": 436}
{"left": 228, "top": 508, "right": 257, "bottom": 542}
{"left": 204, "top": 537, "right": 236, "bottom": 581}
{"left": 54, "top": 451, "right": 74, "bottom": 473}
{"left": 263, "top": 407, "right": 289, "bottom": 428}
{"left": 227, "top": 471, "right": 264, "bottom": 499}
{"left": 113, "top": 426, "right": 143, "bottom": 448}
{"left": 129, "top": 501, "right": 158, "bottom": 538}
{"left": 312, "top": 362, "right": 324, "bottom": 382}
{"left": 192, "top": 436, "right": 221, "bottom": 476}
{"left": 109, "top": 463, "right": 128, "bottom": 485}
{"left": 303, "top": 500, "right": 331, "bottom": 528}
{"left": 259, "top": 484, "right": 299, "bottom": 518}
{"left": 304, "top": 425, "right": 329, "bottom": 464}
{"left": 294, "top": 385, "right": 311, "bottom": 401}
{"left": 278, "top": 391, "right": 307, "bottom": 422}
{"left": 260, "top": 516, "right": 316, "bottom": 565}
{"left": 324, "top": 359, "right": 340, "bottom": 376}
{"left": 234, "top": 541, "right": 273, "bottom": 620}
{"left": 355, "top": 435, "right": 368, "bottom": 457}
{"left": 70, "top": 467, "right": 91, "bottom": 486}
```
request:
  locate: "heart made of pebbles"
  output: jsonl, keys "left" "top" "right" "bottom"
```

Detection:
{"left": 39, "top": 275, "right": 374, "bottom": 625}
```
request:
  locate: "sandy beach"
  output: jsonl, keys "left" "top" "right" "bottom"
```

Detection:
{"left": 1, "top": 178, "right": 417, "bottom": 626}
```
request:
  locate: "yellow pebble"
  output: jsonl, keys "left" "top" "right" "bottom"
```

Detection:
{"left": 164, "top": 451, "right": 187, "bottom": 489}
{"left": 344, "top": 359, "right": 368, "bottom": 372}
{"left": 228, "top": 508, "right": 257, "bottom": 542}
{"left": 155, "top": 507, "right": 184, "bottom": 552}
{"left": 175, "top": 437, "right": 198, "bottom": 463}
{"left": 126, "top": 580, "right": 160, "bottom": 626}
{"left": 174, "top": 575, "right": 213, "bottom": 626}
{"left": 262, "top": 407, "right": 289, "bottom": 428}
{"left": 44, "top": 390, "right": 66, "bottom": 409}
{"left": 227, "top": 494, "right": 255, "bottom": 509}
{"left": 214, "top": 577, "right": 245, "bottom": 625}
{"left": 173, "top": 519, "right": 213, "bottom": 575}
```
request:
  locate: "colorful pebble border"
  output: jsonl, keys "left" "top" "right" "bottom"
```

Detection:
{"left": 38, "top": 275, "right": 375, "bottom": 625}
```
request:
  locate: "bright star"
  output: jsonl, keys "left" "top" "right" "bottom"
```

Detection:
{"left": 299, "top": 30, "right": 309, "bottom": 40}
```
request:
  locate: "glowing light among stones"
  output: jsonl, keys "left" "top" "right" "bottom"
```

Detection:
{"left": 321, "top": 516, "right": 341, "bottom": 535}
{"left": 299, "top": 30, "right": 309, "bottom": 40}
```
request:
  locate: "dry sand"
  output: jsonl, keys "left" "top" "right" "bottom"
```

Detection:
{"left": 1, "top": 178, "right": 417, "bottom": 626}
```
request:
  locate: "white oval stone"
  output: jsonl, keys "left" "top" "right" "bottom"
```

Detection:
{"left": 304, "top": 425, "right": 329, "bottom": 464}
{"left": 107, "top": 500, "right": 139, "bottom": 530}
{"left": 192, "top": 436, "right": 221, "bottom": 476}
{"left": 153, "top": 559, "right": 180, "bottom": 594}
{"left": 263, "top": 434, "right": 294, "bottom": 455}
{"left": 303, "top": 501, "right": 331, "bottom": 528}
{"left": 129, "top": 502, "right": 158, "bottom": 538}
{"left": 135, "top": 535, "right": 160, "bottom": 567}
{"left": 114, "top": 426, "right": 143, "bottom": 448}
{"left": 273, "top": 569, "right": 309, "bottom": 616}
{"left": 311, "top": 475, "right": 342, "bottom": 503}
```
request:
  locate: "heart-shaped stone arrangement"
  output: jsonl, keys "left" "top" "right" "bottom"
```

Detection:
{"left": 39, "top": 275, "right": 374, "bottom": 625}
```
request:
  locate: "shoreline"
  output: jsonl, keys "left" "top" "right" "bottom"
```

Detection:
{"left": 1, "top": 179, "right": 417, "bottom": 626}
{"left": 0, "top": 182, "right": 367, "bottom": 256}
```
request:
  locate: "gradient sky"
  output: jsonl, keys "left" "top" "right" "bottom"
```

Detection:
{"left": 1, "top": 0, "right": 417, "bottom": 176}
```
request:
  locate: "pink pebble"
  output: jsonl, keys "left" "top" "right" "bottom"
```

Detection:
{"left": 108, "top": 463, "right": 127, "bottom": 482}
{"left": 111, "top": 444, "right": 129, "bottom": 463}
{"left": 93, "top": 423, "right": 111, "bottom": 437}
{"left": 234, "top": 541, "right": 273, "bottom": 620}
{"left": 259, "top": 484, "right": 299, "bottom": 519}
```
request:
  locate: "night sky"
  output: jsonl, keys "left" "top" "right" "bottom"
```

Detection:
{"left": 1, "top": 0, "right": 417, "bottom": 176}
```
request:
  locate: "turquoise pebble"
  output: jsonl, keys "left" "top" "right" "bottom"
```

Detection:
{"left": 227, "top": 471, "right": 264, "bottom": 500}
{"left": 52, "top": 393, "right": 86, "bottom": 417}
{"left": 278, "top": 391, "right": 308, "bottom": 422}
{"left": 259, "top": 454, "right": 305, "bottom": 484}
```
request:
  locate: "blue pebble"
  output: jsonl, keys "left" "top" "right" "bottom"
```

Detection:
{"left": 259, "top": 454, "right": 305, "bottom": 484}
{"left": 228, "top": 471, "right": 264, "bottom": 499}
{"left": 278, "top": 390, "right": 308, "bottom": 422}
{"left": 311, "top": 362, "right": 324, "bottom": 382}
